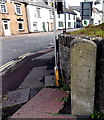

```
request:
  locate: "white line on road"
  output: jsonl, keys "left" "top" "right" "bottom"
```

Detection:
{"left": 0, "top": 60, "right": 15, "bottom": 72}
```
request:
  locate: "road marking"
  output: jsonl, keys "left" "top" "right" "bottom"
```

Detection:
{"left": 19, "top": 53, "right": 33, "bottom": 59}
{"left": 0, "top": 60, "right": 15, "bottom": 72}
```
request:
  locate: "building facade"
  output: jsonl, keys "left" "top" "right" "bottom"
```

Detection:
{"left": 26, "top": 0, "right": 53, "bottom": 33}
{"left": 0, "top": 0, "right": 28, "bottom": 36}
{"left": 56, "top": 7, "right": 77, "bottom": 30}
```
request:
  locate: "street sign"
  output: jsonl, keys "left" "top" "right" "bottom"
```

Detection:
{"left": 80, "top": 2, "right": 93, "bottom": 20}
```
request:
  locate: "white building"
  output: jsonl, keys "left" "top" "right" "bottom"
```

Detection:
{"left": 72, "top": 6, "right": 81, "bottom": 28}
{"left": 92, "top": 7, "right": 103, "bottom": 25}
{"left": 56, "top": 7, "right": 77, "bottom": 30}
{"left": 72, "top": 5, "right": 103, "bottom": 27}
{"left": 25, "top": 0, "right": 53, "bottom": 32}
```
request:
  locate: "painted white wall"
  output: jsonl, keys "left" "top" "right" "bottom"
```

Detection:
{"left": 56, "top": 11, "right": 76, "bottom": 29}
{"left": 92, "top": 12, "right": 103, "bottom": 25}
{"left": 26, "top": 4, "right": 53, "bottom": 32}
{"left": 73, "top": 10, "right": 81, "bottom": 18}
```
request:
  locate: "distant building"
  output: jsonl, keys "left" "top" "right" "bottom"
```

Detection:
{"left": 72, "top": 5, "right": 103, "bottom": 27}
{"left": 92, "top": 7, "right": 103, "bottom": 25}
{"left": 72, "top": 6, "right": 81, "bottom": 28}
{"left": 25, "top": 0, "right": 53, "bottom": 33}
{"left": 0, "top": 0, "right": 28, "bottom": 36}
{"left": 56, "top": 7, "right": 77, "bottom": 30}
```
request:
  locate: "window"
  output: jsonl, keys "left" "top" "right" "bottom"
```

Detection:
{"left": 17, "top": 20, "right": 24, "bottom": 31}
{"left": 58, "top": 21, "right": 63, "bottom": 27}
{"left": 74, "top": 22, "right": 76, "bottom": 28}
{"left": 68, "top": 22, "right": 71, "bottom": 28}
{"left": 49, "top": 10, "right": 52, "bottom": 18}
{"left": 68, "top": 14, "right": 70, "bottom": 20}
{"left": 84, "top": 20, "right": 87, "bottom": 25}
{"left": 37, "top": 8, "right": 40, "bottom": 18}
{"left": 15, "top": 4, "right": 22, "bottom": 15}
{"left": 73, "top": 15, "right": 75, "bottom": 20}
{"left": 58, "top": 14, "right": 60, "bottom": 18}
{"left": 0, "top": 3, "right": 7, "bottom": 13}
{"left": 33, "top": 22, "right": 37, "bottom": 31}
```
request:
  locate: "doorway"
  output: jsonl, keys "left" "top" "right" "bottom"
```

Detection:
{"left": 2, "top": 20, "right": 11, "bottom": 36}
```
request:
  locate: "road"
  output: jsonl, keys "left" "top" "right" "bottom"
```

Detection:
{"left": 1, "top": 28, "right": 80, "bottom": 65}
{"left": 2, "top": 32, "right": 54, "bottom": 65}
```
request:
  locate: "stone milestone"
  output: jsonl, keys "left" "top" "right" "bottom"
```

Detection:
{"left": 70, "top": 39, "right": 97, "bottom": 115}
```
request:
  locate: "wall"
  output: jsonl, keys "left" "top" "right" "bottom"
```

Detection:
{"left": 26, "top": 4, "right": 53, "bottom": 32}
{"left": 0, "top": 14, "right": 3, "bottom": 36}
{"left": 58, "top": 34, "right": 104, "bottom": 114}
{"left": 1, "top": 0, "right": 28, "bottom": 36}
{"left": 56, "top": 12, "right": 76, "bottom": 30}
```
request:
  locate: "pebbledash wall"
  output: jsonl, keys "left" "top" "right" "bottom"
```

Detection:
{"left": 58, "top": 34, "right": 104, "bottom": 114}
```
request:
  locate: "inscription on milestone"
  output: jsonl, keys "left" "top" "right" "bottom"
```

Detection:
{"left": 70, "top": 39, "right": 97, "bottom": 115}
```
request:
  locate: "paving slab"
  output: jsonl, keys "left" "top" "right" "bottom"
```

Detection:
{"left": 35, "top": 51, "right": 54, "bottom": 59}
{"left": 19, "top": 66, "right": 52, "bottom": 89}
{"left": 45, "top": 75, "right": 55, "bottom": 87}
{"left": 11, "top": 88, "right": 70, "bottom": 118}
{"left": 3, "top": 88, "right": 30, "bottom": 108}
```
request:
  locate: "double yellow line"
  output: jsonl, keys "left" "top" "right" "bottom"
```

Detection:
{"left": 0, "top": 60, "right": 15, "bottom": 72}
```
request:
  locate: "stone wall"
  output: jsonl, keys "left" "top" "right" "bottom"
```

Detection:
{"left": 58, "top": 34, "right": 104, "bottom": 114}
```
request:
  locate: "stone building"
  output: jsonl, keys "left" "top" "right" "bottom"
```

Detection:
{"left": 0, "top": 0, "right": 28, "bottom": 36}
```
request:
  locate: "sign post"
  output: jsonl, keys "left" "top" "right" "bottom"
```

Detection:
{"left": 80, "top": 2, "right": 93, "bottom": 26}
{"left": 53, "top": 0, "right": 59, "bottom": 86}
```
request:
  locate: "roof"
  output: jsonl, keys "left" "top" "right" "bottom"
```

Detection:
{"left": 11, "top": 0, "right": 26, "bottom": 3}
{"left": 11, "top": 0, "right": 52, "bottom": 9}
{"left": 76, "top": 17, "right": 81, "bottom": 21}
{"left": 71, "top": 6, "right": 80, "bottom": 12}
{"left": 65, "top": 7, "right": 77, "bottom": 15}
{"left": 24, "top": 0, "right": 52, "bottom": 9}
{"left": 93, "top": 7, "right": 103, "bottom": 14}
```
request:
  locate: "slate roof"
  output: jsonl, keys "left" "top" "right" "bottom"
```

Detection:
{"left": 24, "top": 0, "right": 52, "bottom": 9}
{"left": 11, "top": 0, "right": 52, "bottom": 9}
{"left": 93, "top": 7, "right": 103, "bottom": 13}
{"left": 65, "top": 7, "right": 77, "bottom": 15}
{"left": 71, "top": 6, "right": 80, "bottom": 12}
{"left": 11, "top": 0, "right": 26, "bottom": 3}
{"left": 76, "top": 17, "right": 81, "bottom": 21}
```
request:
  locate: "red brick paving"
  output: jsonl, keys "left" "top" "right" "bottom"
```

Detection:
{"left": 11, "top": 88, "right": 76, "bottom": 119}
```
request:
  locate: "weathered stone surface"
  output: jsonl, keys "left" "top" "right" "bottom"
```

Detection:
{"left": 3, "top": 88, "right": 30, "bottom": 108}
{"left": 58, "top": 34, "right": 104, "bottom": 114}
{"left": 70, "top": 39, "right": 97, "bottom": 115}
{"left": 45, "top": 75, "right": 55, "bottom": 87}
{"left": 95, "top": 38, "right": 104, "bottom": 114}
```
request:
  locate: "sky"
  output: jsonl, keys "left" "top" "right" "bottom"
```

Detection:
{"left": 66, "top": 0, "right": 103, "bottom": 10}
{"left": 66, "top": 0, "right": 84, "bottom": 6}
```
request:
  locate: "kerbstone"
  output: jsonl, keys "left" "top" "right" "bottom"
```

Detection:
{"left": 70, "top": 39, "right": 97, "bottom": 115}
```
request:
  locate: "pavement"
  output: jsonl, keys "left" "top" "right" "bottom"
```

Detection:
{"left": 2, "top": 49, "right": 91, "bottom": 120}
{"left": 11, "top": 88, "right": 74, "bottom": 119}
{"left": 2, "top": 49, "right": 77, "bottom": 119}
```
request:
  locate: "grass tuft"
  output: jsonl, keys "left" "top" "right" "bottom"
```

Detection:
{"left": 67, "top": 23, "right": 104, "bottom": 38}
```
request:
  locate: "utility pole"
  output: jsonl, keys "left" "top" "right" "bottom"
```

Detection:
{"left": 63, "top": 0, "right": 66, "bottom": 33}
{"left": 53, "top": 0, "right": 59, "bottom": 86}
{"left": 53, "top": 0, "right": 57, "bottom": 67}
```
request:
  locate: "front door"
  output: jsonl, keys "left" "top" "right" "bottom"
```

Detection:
{"left": 2, "top": 20, "right": 11, "bottom": 36}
